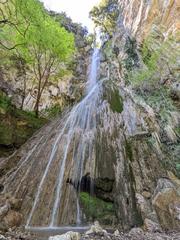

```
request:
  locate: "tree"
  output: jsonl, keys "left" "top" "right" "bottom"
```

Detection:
{"left": 1, "top": 0, "right": 75, "bottom": 116}
{"left": 89, "top": 0, "right": 119, "bottom": 36}
{"left": 14, "top": 1, "right": 75, "bottom": 116}
{"left": 0, "top": 0, "right": 34, "bottom": 50}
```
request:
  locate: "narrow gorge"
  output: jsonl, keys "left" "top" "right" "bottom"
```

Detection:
{"left": 0, "top": 0, "right": 179, "bottom": 239}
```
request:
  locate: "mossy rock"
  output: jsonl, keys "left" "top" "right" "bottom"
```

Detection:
{"left": 0, "top": 121, "right": 14, "bottom": 146}
{"left": 108, "top": 88, "right": 123, "bottom": 113}
{"left": 80, "top": 192, "right": 116, "bottom": 225}
{"left": 102, "top": 82, "right": 123, "bottom": 113}
{"left": 0, "top": 92, "right": 47, "bottom": 155}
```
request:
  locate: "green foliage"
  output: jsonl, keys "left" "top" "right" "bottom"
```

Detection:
{"left": 80, "top": 192, "right": 114, "bottom": 222}
{"left": 109, "top": 88, "right": 123, "bottom": 113}
{"left": 44, "top": 104, "right": 62, "bottom": 118}
{"left": 124, "top": 37, "right": 139, "bottom": 72}
{"left": 14, "top": 109, "right": 47, "bottom": 129}
{"left": 0, "top": 0, "right": 75, "bottom": 116}
{"left": 90, "top": 0, "right": 119, "bottom": 35}
{"left": 49, "top": 11, "right": 88, "bottom": 38}
{"left": 0, "top": 92, "right": 46, "bottom": 151}
{"left": 0, "top": 91, "right": 12, "bottom": 113}
{"left": 128, "top": 34, "right": 178, "bottom": 86}
{"left": 143, "top": 87, "right": 175, "bottom": 125}
{"left": 13, "top": 2, "right": 75, "bottom": 63}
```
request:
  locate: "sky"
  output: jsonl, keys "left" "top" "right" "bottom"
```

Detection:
{"left": 41, "top": 0, "right": 101, "bottom": 32}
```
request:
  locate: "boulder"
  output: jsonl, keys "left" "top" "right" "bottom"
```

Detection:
{"left": 142, "top": 191, "right": 151, "bottom": 199}
{"left": 129, "top": 227, "right": 144, "bottom": 235}
{"left": 4, "top": 210, "right": 22, "bottom": 228}
{"left": 49, "top": 231, "right": 80, "bottom": 240}
{"left": 144, "top": 218, "right": 162, "bottom": 232}
{"left": 136, "top": 193, "right": 152, "bottom": 220}
{"left": 113, "top": 229, "right": 120, "bottom": 236}
{"left": 152, "top": 178, "right": 180, "bottom": 230}
{"left": 85, "top": 221, "right": 107, "bottom": 235}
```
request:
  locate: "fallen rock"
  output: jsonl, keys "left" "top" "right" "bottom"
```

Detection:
{"left": 129, "top": 227, "right": 144, "bottom": 235}
{"left": 142, "top": 191, "right": 151, "bottom": 199}
{"left": 113, "top": 229, "right": 120, "bottom": 236}
{"left": 4, "top": 210, "right": 22, "bottom": 228}
{"left": 152, "top": 178, "right": 180, "bottom": 230}
{"left": 49, "top": 231, "right": 80, "bottom": 240}
{"left": 144, "top": 218, "right": 162, "bottom": 232}
{"left": 136, "top": 193, "right": 152, "bottom": 220}
{"left": 85, "top": 221, "right": 107, "bottom": 235}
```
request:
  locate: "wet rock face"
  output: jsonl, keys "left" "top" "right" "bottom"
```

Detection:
{"left": 0, "top": 80, "right": 173, "bottom": 230}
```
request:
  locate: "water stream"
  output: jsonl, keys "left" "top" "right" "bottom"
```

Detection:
{"left": 26, "top": 47, "right": 101, "bottom": 229}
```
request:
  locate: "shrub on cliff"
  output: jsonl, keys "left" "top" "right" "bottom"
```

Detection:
{"left": 90, "top": 0, "right": 119, "bottom": 36}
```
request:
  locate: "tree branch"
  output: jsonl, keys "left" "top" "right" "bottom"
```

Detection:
{"left": 0, "top": 41, "right": 25, "bottom": 50}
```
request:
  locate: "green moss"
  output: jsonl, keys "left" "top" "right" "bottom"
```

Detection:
{"left": 109, "top": 89, "right": 123, "bottom": 113}
{"left": 0, "top": 93, "right": 47, "bottom": 153}
{"left": 80, "top": 192, "right": 115, "bottom": 224}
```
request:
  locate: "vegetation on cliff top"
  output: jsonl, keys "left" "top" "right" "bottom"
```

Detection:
{"left": 90, "top": 0, "right": 119, "bottom": 36}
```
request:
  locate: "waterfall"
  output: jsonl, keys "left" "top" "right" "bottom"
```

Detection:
{"left": 86, "top": 48, "right": 100, "bottom": 92}
{"left": 25, "top": 48, "right": 101, "bottom": 228}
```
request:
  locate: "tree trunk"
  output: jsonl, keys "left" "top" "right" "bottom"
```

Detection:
{"left": 34, "top": 96, "right": 40, "bottom": 117}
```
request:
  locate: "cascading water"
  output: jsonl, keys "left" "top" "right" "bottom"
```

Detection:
{"left": 3, "top": 47, "right": 102, "bottom": 230}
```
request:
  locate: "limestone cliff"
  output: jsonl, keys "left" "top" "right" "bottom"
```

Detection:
{"left": 0, "top": 0, "right": 179, "bottom": 234}
{"left": 98, "top": 0, "right": 180, "bottom": 231}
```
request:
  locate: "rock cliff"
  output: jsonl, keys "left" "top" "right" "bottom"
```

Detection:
{"left": 0, "top": 0, "right": 179, "bottom": 234}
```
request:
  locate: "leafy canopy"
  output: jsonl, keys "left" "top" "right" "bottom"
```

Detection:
{"left": 90, "top": 0, "right": 119, "bottom": 35}
{"left": 0, "top": 0, "right": 75, "bottom": 62}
